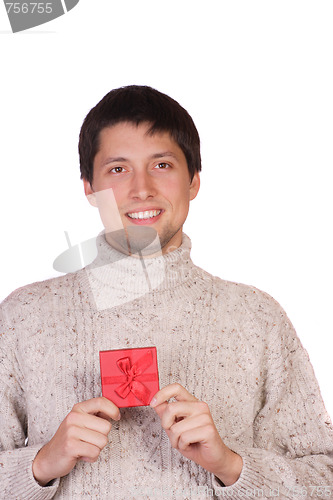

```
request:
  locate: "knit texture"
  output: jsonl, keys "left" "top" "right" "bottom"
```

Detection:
{"left": 0, "top": 232, "right": 332, "bottom": 499}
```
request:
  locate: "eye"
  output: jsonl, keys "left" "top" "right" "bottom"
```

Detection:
{"left": 109, "top": 166, "right": 126, "bottom": 174}
{"left": 155, "top": 162, "right": 170, "bottom": 169}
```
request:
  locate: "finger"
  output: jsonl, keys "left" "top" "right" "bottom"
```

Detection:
{"left": 177, "top": 424, "right": 217, "bottom": 453}
{"left": 64, "top": 411, "right": 112, "bottom": 436}
{"left": 164, "top": 413, "right": 212, "bottom": 449}
{"left": 80, "top": 457, "right": 94, "bottom": 463}
{"left": 159, "top": 401, "right": 208, "bottom": 429}
{"left": 150, "top": 383, "right": 197, "bottom": 407}
{"left": 72, "top": 397, "right": 120, "bottom": 421}
{"left": 152, "top": 401, "right": 168, "bottom": 418}
{"left": 74, "top": 441, "right": 102, "bottom": 462}
{"left": 74, "top": 427, "right": 110, "bottom": 451}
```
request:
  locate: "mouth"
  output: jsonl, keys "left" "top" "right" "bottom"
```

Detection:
{"left": 126, "top": 209, "right": 163, "bottom": 225}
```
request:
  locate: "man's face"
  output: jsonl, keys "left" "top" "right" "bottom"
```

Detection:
{"left": 83, "top": 121, "right": 200, "bottom": 254}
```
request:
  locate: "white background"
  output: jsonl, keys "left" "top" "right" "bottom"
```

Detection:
{"left": 0, "top": 1, "right": 332, "bottom": 418}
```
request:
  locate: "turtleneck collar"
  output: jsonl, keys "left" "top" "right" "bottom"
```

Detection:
{"left": 81, "top": 231, "right": 195, "bottom": 311}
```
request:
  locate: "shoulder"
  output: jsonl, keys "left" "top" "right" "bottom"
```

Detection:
{"left": 0, "top": 272, "right": 87, "bottom": 352}
{"left": 194, "top": 263, "right": 294, "bottom": 336}
{"left": 0, "top": 272, "right": 80, "bottom": 324}
{"left": 217, "top": 277, "right": 286, "bottom": 317}
{"left": 195, "top": 263, "right": 283, "bottom": 314}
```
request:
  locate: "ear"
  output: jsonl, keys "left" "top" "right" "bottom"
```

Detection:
{"left": 83, "top": 179, "right": 98, "bottom": 207}
{"left": 189, "top": 172, "right": 200, "bottom": 201}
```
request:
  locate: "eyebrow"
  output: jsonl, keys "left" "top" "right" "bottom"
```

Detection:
{"left": 149, "top": 151, "right": 179, "bottom": 160}
{"left": 101, "top": 157, "right": 127, "bottom": 167}
{"left": 100, "top": 151, "right": 179, "bottom": 169}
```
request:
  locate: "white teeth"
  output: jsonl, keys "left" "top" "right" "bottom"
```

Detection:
{"left": 127, "top": 210, "right": 161, "bottom": 220}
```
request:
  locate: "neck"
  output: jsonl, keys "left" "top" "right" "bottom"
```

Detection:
{"left": 82, "top": 231, "right": 194, "bottom": 312}
{"left": 103, "top": 227, "right": 183, "bottom": 258}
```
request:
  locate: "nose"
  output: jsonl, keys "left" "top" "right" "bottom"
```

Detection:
{"left": 129, "top": 171, "right": 157, "bottom": 201}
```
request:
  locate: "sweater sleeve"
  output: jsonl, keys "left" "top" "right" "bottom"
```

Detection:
{"left": 0, "top": 294, "right": 60, "bottom": 500}
{"left": 212, "top": 295, "right": 333, "bottom": 499}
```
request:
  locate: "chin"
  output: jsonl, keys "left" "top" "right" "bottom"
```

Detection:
{"left": 157, "top": 229, "right": 183, "bottom": 254}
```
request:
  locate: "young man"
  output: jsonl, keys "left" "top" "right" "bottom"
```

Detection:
{"left": 0, "top": 86, "right": 332, "bottom": 499}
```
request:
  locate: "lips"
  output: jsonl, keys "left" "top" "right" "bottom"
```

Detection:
{"left": 127, "top": 209, "right": 162, "bottom": 220}
{"left": 125, "top": 209, "right": 163, "bottom": 225}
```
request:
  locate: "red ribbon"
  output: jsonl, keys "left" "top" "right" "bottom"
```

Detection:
{"left": 102, "top": 350, "right": 157, "bottom": 405}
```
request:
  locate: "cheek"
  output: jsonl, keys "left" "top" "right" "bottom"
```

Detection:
{"left": 164, "top": 181, "right": 192, "bottom": 209}
{"left": 94, "top": 187, "right": 124, "bottom": 231}
{"left": 162, "top": 175, "right": 189, "bottom": 196}
{"left": 100, "top": 181, "right": 128, "bottom": 207}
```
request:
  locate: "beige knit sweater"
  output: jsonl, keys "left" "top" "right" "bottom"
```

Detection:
{"left": 0, "top": 233, "right": 332, "bottom": 499}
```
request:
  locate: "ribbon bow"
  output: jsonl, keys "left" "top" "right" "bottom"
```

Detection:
{"left": 103, "top": 350, "right": 157, "bottom": 405}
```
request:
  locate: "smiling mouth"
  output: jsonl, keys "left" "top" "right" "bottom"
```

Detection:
{"left": 127, "top": 210, "right": 162, "bottom": 220}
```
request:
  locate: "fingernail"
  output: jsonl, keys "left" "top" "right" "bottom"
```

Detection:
{"left": 150, "top": 397, "right": 157, "bottom": 407}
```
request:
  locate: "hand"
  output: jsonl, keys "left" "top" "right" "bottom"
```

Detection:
{"left": 150, "top": 383, "right": 242, "bottom": 486}
{"left": 32, "top": 397, "right": 120, "bottom": 486}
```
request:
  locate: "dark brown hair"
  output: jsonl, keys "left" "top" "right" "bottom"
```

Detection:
{"left": 79, "top": 85, "right": 201, "bottom": 185}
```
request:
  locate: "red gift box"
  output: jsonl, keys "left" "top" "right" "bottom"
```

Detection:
{"left": 99, "top": 346, "right": 159, "bottom": 408}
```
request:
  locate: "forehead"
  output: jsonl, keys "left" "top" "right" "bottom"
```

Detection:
{"left": 96, "top": 121, "right": 181, "bottom": 155}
